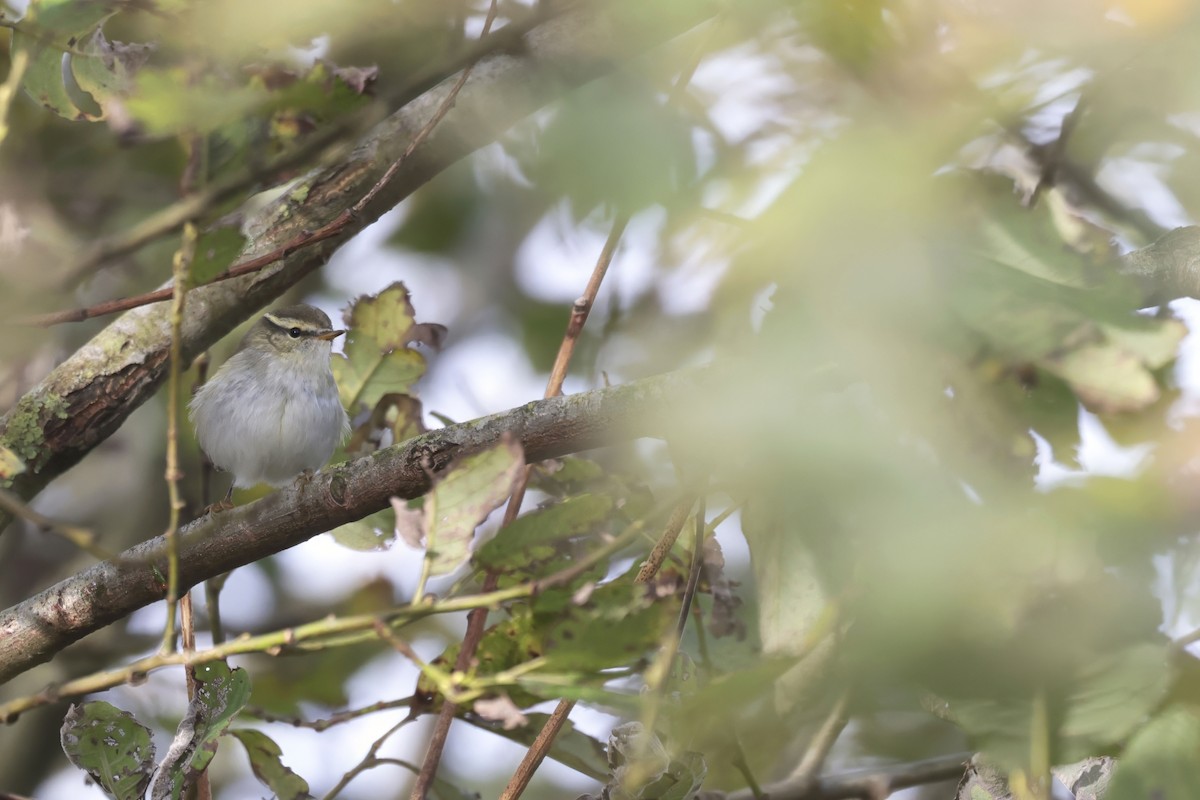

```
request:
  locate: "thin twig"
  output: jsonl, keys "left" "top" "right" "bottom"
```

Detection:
{"left": 499, "top": 494, "right": 697, "bottom": 800}
{"left": 241, "top": 697, "right": 415, "bottom": 732}
{"left": 731, "top": 734, "right": 767, "bottom": 799}
{"left": 191, "top": 354, "right": 232, "bottom": 646}
{"left": 399, "top": 3, "right": 517, "bottom": 794}
{"left": 635, "top": 497, "right": 695, "bottom": 583}
{"left": 723, "top": 752, "right": 973, "bottom": 800}
{"left": 322, "top": 716, "right": 420, "bottom": 800}
{"left": 27, "top": 6, "right": 560, "bottom": 328}
{"left": 496, "top": 19, "right": 720, "bottom": 796}
{"left": 675, "top": 494, "right": 706, "bottom": 640}
{"left": 160, "top": 222, "right": 197, "bottom": 654}
{"left": 787, "top": 689, "right": 851, "bottom": 789}
{"left": 0, "top": 487, "right": 112, "bottom": 561}
{"left": 545, "top": 215, "right": 629, "bottom": 395}
{"left": 471, "top": 214, "right": 631, "bottom": 800}
{"left": 0, "top": 498, "right": 657, "bottom": 722}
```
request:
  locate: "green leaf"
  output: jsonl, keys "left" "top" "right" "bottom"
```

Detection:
{"left": 1106, "top": 708, "right": 1200, "bottom": 800}
{"left": 126, "top": 69, "right": 269, "bottom": 136}
{"left": 945, "top": 642, "right": 1171, "bottom": 769}
{"left": 540, "top": 580, "right": 672, "bottom": 672}
{"left": 190, "top": 225, "right": 247, "bottom": 286}
{"left": 228, "top": 729, "right": 312, "bottom": 800}
{"left": 474, "top": 494, "right": 615, "bottom": 573}
{"left": 420, "top": 437, "right": 525, "bottom": 575}
{"left": 331, "top": 283, "right": 443, "bottom": 412}
{"left": 151, "top": 661, "right": 251, "bottom": 800}
{"left": 331, "top": 508, "right": 396, "bottom": 551}
{"left": 523, "top": 78, "right": 696, "bottom": 215}
{"left": 417, "top": 610, "right": 545, "bottom": 710}
{"left": 70, "top": 29, "right": 152, "bottom": 119}
{"left": 639, "top": 750, "right": 707, "bottom": 800}
{"left": 61, "top": 701, "right": 156, "bottom": 800}
{"left": 12, "top": 0, "right": 125, "bottom": 120}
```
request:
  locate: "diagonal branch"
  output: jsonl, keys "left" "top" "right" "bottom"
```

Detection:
{"left": 0, "top": 0, "right": 717, "bottom": 528}
{"left": 0, "top": 368, "right": 698, "bottom": 686}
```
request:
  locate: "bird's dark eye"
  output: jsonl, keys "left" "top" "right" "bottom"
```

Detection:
{"left": 289, "top": 327, "right": 302, "bottom": 338}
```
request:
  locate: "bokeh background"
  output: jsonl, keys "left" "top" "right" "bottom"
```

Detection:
{"left": 6, "top": 0, "right": 1200, "bottom": 798}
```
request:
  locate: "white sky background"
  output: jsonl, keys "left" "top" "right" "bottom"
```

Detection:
{"left": 26, "top": 17, "right": 1200, "bottom": 800}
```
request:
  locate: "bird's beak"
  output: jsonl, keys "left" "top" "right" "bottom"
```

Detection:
{"left": 316, "top": 329, "right": 346, "bottom": 341}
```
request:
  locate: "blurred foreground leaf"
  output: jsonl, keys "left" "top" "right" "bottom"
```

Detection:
{"left": 1106, "top": 708, "right": 1200, "bottom": 800}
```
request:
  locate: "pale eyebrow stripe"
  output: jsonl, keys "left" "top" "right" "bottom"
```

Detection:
{"left": 262, "top": 313, "right": 322, "bottom": 334}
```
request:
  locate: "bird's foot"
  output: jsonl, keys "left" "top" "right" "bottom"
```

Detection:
{"left": 293, "top": 468, "right": 317, "bottom": 487}
{"left": 205, "top": 485, "right": 236, "bottom": 514}
{"left": 204, "top": 497, "right": 235, "bottom": 514}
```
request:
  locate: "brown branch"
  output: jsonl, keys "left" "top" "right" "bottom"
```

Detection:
{"left": 786, "top": 689, "right": 851, "bottom": 791}
{"left": 410, "top": 108, "right": 622, "bottom": 800}
{"left": 241, "top": 697, "right": 415, "bottom": 732}
{"left": 50, "top": 6, "right": 556, "bottom": 291}
{"left": 161, "top": 223, "right": 197, "bottom": 652}
{"left": 0, "top": 368, "right": 698, "bottom": 686}
{"left": 386, "top": 5, "right": 504, "bottom": 795}
{"left": 0, "top": 510, "right": 657, "bottom": 720}
{"left": 0, "top": 0, "right": 718, "bottom": 531}
{"left": 722, "top": 752, "right": 972, "bottom": 800}
{"left": 496, "top": 18, "right": 720, "bottom": 798}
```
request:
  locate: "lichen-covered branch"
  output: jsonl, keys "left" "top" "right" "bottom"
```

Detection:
{"left": 0, "top": 369, "right": 693, "bottom": 686}
{"left": 1121, "top": 226, "right": 1200, "bottom": 304}
{"left": 0, "top": 0, "right": 716, "bottom": 524}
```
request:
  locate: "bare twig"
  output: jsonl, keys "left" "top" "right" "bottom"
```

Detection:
{"left": 0, "top": 487, "right": 111, "bottom": 561}
{"left": 723, "top": 752, "right": 972, "bottom": 800}
{"left": 46, "top": 6, "right": 555, "bottom": 293}
{"left": 787, "top": 689, "right": 851, "bottom": 790}
{"left": 675, "top": 494, "right": 706, "bottom": 639}
{"left": 467, "top": 213, "right": 631, "bottom": 800}
{"left": 635, "top": 497, "right": 695, "bottom": 583}
{"left": 496, "top": 18, "right": 720, "bottom": 797}
{"left": 241, "top": 697, "right": 415, "bottom": 732}
{"left": 0, "top": 370, "right": 695, "bottom": 686}
{"left": 546, "top": 215, "right": 630, "bottom": 395}
{"left": 322, "top": 716, "right": 420, "bottom": 800}
{"left": 160, "top": 222, "right": 197, "bottom": 653}
{"left": 0, "top": 508, "right": 657, "bottom": 722}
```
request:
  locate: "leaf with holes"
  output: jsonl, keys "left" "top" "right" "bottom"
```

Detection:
{"left": 61, "top": 701, "right": 156, "bottom": 800}
{"left": 13, "top": 0, "right": 122, "bottom": 120}
{"left": 151, "top": 661, "right": 251, "bottom": 800}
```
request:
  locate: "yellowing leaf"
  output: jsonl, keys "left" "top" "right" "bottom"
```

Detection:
{"left": 421, "top": 437, "right": 524, "bottom": 576}
{"left": 331, "top": 283, "right": 444, "bottom": 412}
{"left": 0, "top": 445, "right": 25, "bottom": 482}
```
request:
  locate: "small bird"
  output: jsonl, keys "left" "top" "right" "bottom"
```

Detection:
{"left": 189, "top": 304, "right": 350, "bottom": 508}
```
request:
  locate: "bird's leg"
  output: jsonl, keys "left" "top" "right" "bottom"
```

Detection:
{"left": 294, "top": 468, "right": 317, "bottom": 486}
{"left": 205, "top": 484, "right": 235, "bottom": 515}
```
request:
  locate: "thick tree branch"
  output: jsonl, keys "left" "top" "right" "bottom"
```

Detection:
{"left": 1121, "top": 225, "right": 1200, "bottom": 304}
{"left": 0, "top": 369, "right": 693, "bottom": 686}
{"left": 0, "top": 0, "right": 716, "bottom": 525}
